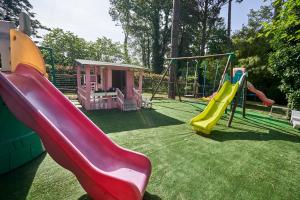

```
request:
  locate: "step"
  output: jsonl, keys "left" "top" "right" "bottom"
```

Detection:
{"left": 123, "top": 106, "right": 138, "bottom": 111}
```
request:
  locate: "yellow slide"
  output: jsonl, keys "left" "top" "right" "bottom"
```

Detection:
{"left": 190, "top": 81, "right": 239, "bottom": 134}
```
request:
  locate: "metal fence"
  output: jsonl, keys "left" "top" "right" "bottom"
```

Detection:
{"left": 50, "top": 74, "right": 77, "bottom": 92}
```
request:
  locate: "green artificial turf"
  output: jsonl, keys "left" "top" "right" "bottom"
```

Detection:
{"left": 1, "top": 99, "right": 300, "bottom": 200}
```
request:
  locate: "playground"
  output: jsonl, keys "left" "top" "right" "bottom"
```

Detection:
{"left": 1, "top": 1, "right": 300, "bottom": 199}
{"left": 1, "top": 96, "right": 300, "bottom": 199}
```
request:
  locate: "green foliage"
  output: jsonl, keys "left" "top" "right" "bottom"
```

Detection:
{"left": 1, "top": 99, "right": 300, "bottom": 200}
{"left": 41, "top": 28, "right": 125, "bottom": 66}
{"left": 109, "top": 0, "right": 230, "bottom": 73}
{"left": 288, "top": 90, "right": 300, "bottom": 110}
{"left": 264, "top": 0, "right": 300, "bottom": 108}
{"left": 109, "top": 0, "right": 172, "bottom": 72}
{"left": 232, "top": 5, "right": 287, "bottom": 104}
{"left": 0, "top": 0, "right": 48, "bottom": 37}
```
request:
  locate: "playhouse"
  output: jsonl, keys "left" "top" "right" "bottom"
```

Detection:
{"left": 76, "top": 59, "right": 145, "bottom": 111}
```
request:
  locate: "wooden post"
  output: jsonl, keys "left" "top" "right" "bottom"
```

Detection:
{"left": 77, "top": 66, "right": 81, "bottom": 89}
{"left": 227, "top": 97, "right": 238, "bottom": 127}
{"left": 217, "top": 54, "right": 232, "bottom": 92}
{"left": 242, "top": 76, "right": 247, "bottom": 118}
{"left": 138, "top": 70, "right": 144, "bottom": 94}
{"left": 0, "top": 21, "right": 14, "bottom": 71}
{"left": 100, "top": 67, "right": 104, "bottom": 90}
{"left": 126, "top": 70, "right": 134, "bottom": 99}
{"left": 94, "top": 66, "right": 98, "bottom": 91}
{"left": 228, "top": 74, "right": 247, "bottom": 127}
{"left": 85, "top": 65, "right": 91, "bottom": 110}
{"left": 176, "top": 79, "right": 182, "bottom": 102}
{"left": 151, "top": 64, "right": 171, "bottom": 101}
{"left": 230, "top": 60, "right": 233, "bottom": 84}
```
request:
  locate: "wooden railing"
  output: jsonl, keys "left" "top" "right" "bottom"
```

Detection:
{"left": 78, "top": 86, "right": 87, "bottom": 101}
{"left": 133, "top": 88, "right": 142, "bottom": 109}
{"left": 116, "top": 88, "right": 125, "bottom": 111}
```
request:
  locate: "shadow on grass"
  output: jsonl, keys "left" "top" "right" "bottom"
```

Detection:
{"left": 78, "top": 194, "right": 91, "bottom": 200}
{"left": 209, "top": 114, "right": 300, "bottom": 143}
{"left": 0, "top": 153, "right": 46, "bottom": 200}
{"left": 155, "top": 104, "right": 202, "bottom": 114}
{"left": 77, "top": 191, "right": 161, "bottom": 200}
{"left": 143, "top": 191, "right": 162, "bottom": 200}
{"left": 83, "top": 109, "right": 184, "bottom": 134}
{"left": 210, "top": 130, "right": 300, "bottom": 143}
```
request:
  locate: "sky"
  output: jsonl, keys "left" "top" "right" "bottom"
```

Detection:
{"left": 30, "top": 0, "right": 271, "bottom": 43}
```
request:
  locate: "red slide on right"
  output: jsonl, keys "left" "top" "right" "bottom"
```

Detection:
{"left": 0, "top": 64, "right": 151, "bottom": 200}
{"left": 247, "top": 81, "right": 274, "bottom": 107}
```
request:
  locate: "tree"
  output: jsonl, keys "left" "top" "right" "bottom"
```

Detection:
{"left": 264, "top": 0, "right": 300, "bottom": 109}
{"left": 168, "top": 0, "right": 181, "bottom": 99}
{"left": 41, "top": 28, "right": 125, "bottom": 66}
{"left": 232, "top": 5, "right": 287, "bottom": 104}
{"left": 197, "top": 0, "right": 228, "bottom": 55}
{"left": 109, "top": 0, "right": 173, "bottom": 73}
{"left": 88, "top": 37, "right": 124, "bottom": 63}
{"left": 0, "top": 0, "right": 48, "bottom": 37}
{"left": 109, "top": 0, "right": 131, "bottom": 63}
{"left": 226, "top": 0, "right": 243, "bottom": 47}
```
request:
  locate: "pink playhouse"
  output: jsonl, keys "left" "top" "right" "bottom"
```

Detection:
{"left": 76, "top": 59, "right": 145, "bottom": 111}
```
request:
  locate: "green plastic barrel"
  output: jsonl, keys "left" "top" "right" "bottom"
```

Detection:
{"left": 0, "top": 97, "right": 45, "bottom": 174}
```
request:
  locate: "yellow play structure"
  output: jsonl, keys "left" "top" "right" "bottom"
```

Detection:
{"left": 189, "top": 68, "right": 248, "bottom": 134}
{"left": 190, "top": 81, "right": 239, "bottom": 134}
{"left": 151, "top": 53, "right": 248, "bottom": 135}
{"left": 10, "top": 29, "right": 46, "bottom": 75}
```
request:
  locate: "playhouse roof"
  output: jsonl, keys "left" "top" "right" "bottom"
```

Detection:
{"left": 75, "top": 59, "right": 145, "bottom": 70}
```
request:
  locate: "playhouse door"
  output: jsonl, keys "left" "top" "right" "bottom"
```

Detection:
{"left": 112, "top": 70, "right": 126, "bottom": 94}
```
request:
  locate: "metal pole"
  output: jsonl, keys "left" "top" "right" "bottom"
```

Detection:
{"left": 202, "top": 62, "right": 207, "bottom": 97}
{"left": 166, "top": 53, "right": 232, "bottom": 60}
{"left": 213, "top": 61, "right": 220, "bottom": 91}
{"left": 217, "top": 54, "right": 232, "bottom": 92}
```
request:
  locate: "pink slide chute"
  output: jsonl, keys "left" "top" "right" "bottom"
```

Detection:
{"left": 0, "top": 64, "right": 151, "bottom": 200}
{"left": 247, "top": 81, "right": 274, "bottom": 107}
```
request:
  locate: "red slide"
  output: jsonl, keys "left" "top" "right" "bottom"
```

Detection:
{"left": 247, "top": 81, "right": 274, "bottom": 107}
{"left": 0, "top": 64, "right": 151, "bottom": 200}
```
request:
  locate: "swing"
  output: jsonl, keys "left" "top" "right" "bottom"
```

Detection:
{"left": 200, "top": 60, "right": 222, "bottom": 101}
{"left": 184, "top": 61, "right": 197, "bottom": 97}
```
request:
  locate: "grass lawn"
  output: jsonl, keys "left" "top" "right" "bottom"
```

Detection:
{"left": 1, "top": 98, "right": 300, "bottom": 200}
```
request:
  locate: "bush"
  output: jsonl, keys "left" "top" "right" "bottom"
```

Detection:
{"left": 288, "top": 90, "right": 300, "bottom": 110}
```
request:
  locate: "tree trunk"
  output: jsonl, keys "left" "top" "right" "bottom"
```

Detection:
{"left": 123, "top": 31, "right": 130, "bottom": 63}
{"left": 151, "top": 1, "right": 162, "bottom": 73}
{"left": 168, "top": 0, "right": 181, "bottom": 99}
{"left": 227, "top": 0, "right": 232, "bottom": 39}
{"left": 200, "top": 0, "right": 209, "bottom": 56}
{"left": 146, "top": 36, "right": 151, "bottom": 69}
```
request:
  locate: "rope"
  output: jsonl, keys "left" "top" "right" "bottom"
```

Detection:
{"left": 213, "top": 60, "right": 220, "bottom": 92}
{"left": 184, "top": 61, "right": 189, "bottom": 96}
{"left": 202, "top": 62, "right": 207, "bottom": 97}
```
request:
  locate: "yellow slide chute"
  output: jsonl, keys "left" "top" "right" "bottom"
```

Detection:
{"left": 190, "top": 81, "right": 239, "bottom": 134}
{"left": 10, "top": 29, "right": 46, "bottom": 76}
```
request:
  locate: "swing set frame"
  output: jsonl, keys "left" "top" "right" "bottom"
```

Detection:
{"left": 150, "top": 52, "right": 247, "bottom": 127}
{"left": 151, "top": 53, "right": 234, "bottom": 101}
